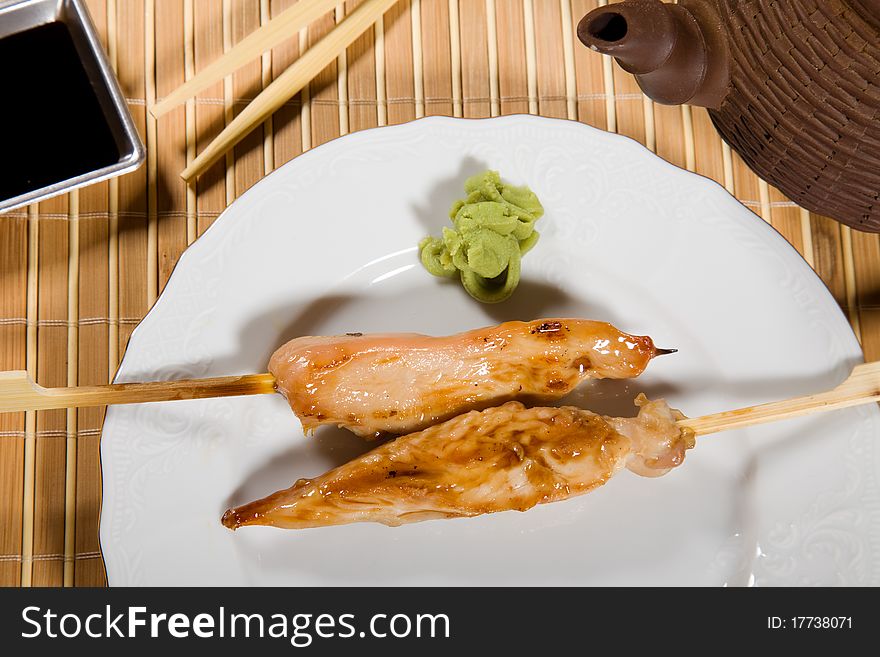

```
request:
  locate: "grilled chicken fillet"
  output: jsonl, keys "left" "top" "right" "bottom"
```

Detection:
{"left": 221, "top": 395, "right": 694, "bottom": 530}
{"left": 269, "top": 318, "right": 669, "bottom": 438}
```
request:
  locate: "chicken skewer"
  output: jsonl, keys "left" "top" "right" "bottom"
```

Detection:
{"left": 0, "top": 318, "right": 668, "bottom": 417}
{"left": 222, "top": 396, "right": 694, "bottom": 529}
{"left": 222, "top": 361, "right": 880, "bottom": 531}
{"left": 269, "top": 318, "right": 671, "bottom": 438}
{"left": 222, "top": 396, "right": 691, "bottom": 530}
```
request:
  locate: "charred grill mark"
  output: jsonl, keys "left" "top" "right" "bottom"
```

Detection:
{"left": 346, "top": 332, "right": 364, "bottom": 337}
{"left": 571, "top": 355, "right": 592, "bottom": 372}
{"left": 312, "top": 354, "right": 353, "bottom": 371}
{"left": 530, "top": 320, "right": 564, "bottom": 335}
{"left": 384, "top": 467, "right": 421, "bottom": 481}
{"left": 372, "top": 408, "right": 401, "bottom": 420}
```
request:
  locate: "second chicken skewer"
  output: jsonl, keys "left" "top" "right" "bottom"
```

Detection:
{"left": 222, "top": 395, "right": 692, "bottom": 530}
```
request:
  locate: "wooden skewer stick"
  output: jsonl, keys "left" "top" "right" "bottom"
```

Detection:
{"left": 0, "top": 370, "right": 277, "bottom": 413}
{"left": 150, "top": 0, "right": 340, "bottom": 118}
{"left": 180, "top": 0, "right": 399, "bottom": 181}
{"left": 679, "top": 361, "right": 880, "bottom": 437}
{"left": 2, "top": 361, "right": 877, "bottom": 434}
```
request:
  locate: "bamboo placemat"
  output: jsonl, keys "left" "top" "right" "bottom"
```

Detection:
{"left": 1, "top": 0, "right": 878, "bottom": 587}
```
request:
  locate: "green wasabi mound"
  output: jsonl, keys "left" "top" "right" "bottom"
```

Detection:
{"left": 418, "top": 170, "right": 544, "bottom": 303}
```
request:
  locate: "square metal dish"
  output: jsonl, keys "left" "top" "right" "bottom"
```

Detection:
{"left": 0, "top": 0, "right": 144, "bottom": 213}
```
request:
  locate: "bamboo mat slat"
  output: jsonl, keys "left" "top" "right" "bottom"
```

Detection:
{"left": 655, "top": 102, "right": 686, "bottom": 166}
{"left": 533, "top": 1, "right": 568, "bottom": 120}
{"left": 0, "top": 0, "right": 877, "bottom": 587}
{"left": 347, "top": 0, "right": 381, "bottom": 128}
{"left": 233, "top": 1, "right": 268, "bottom": 197}
{"left": 769, "top": 186, "right": 804, "bottom": 258}
{"left": 496, "top": 1, "right": 530, "bottom": 117}
{"left": 32, "top": 193, "right": 68, "bottom": 587}
{"left": 195, "top": 0, "right": 229, "bottom": 236}
{"left": 270, "top": 0, "right": 305, "bottom": 165}
{"left": 185, "top": 0, "right": 198, "bottom": 244}
{"left": 811, "top": 214, "right": 849, "bottom": 314}
{"left": 309, "top": 6, "right": 342, "bottom": 144}
{"left": 610, "top": 63, "right": 645, "bottom": 145}
{"left": 116, "top": 0, "right": 150, "bottom": 364}
{"left": 853, "top": 232, "right": 880, "bottom": 358}
{"left": 157, "top": 0, "right": 189, "bottom": 290}
{"left": 222, "top": 0, "right": 235, "bottom": 207}
{"left": 0, "top": 214, "right": 26, "bottom": 586}
{"left": 569, "top": 0, "right": 604, "bottom": 129}
{"left": 384, "top": 1, "right": 416, "bottom": 125}
{"left": 260, "top": 0, "right": 276, "bottom": 175}
{"left": 71, "top": 0, "right": 108, "bottom": 588}
{"left": 459, "top": 0, "right": 490, "bottom": 118}
{"left": 691, "top": 107, "right": 723, "bottom": 184}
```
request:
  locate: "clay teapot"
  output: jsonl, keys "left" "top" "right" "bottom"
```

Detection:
{"left": 577, "top": 0, "right": 880, "bottom": 232}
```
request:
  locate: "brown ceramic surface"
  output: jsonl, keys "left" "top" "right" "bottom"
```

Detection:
{"left": 579, "top": 0, "right": 880, "bottom": 232}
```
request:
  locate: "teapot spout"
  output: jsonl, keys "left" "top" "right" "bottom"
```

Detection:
{"left": 577, "top": 0, "right": 729, "bottom": 109}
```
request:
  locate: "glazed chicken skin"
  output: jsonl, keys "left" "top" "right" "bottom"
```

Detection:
{"left": 221, "top": 395, "right": 694, "bottom": 530}
{"left": 269, "top": 318, "right": 670, "bottom": 439}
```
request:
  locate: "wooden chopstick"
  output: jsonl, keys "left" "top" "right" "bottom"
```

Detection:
{"left": 679, "top": 360, "right": 880, "bottom": 437}
{"left": 150, "top": 0, "right": 340, "bottom": 118}
{"left": 0, "top": 370, "right": 276, "bottom": 413}
{"left": 181, "top": 0, "right": 400, "bottom": 181}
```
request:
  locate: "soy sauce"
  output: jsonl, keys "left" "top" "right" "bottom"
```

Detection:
{"left": 0, "top": 21, "right": 120, "bottom": 200}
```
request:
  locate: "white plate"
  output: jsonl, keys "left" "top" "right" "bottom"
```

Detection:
{"left": 100, "top": 115, "right": 880, "bottom": 586}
